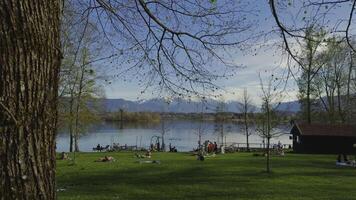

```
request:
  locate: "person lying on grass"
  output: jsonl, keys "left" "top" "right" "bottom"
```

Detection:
{"left": 138, "top": 160, "right": 161, "bottom": 164}
{"left": 135, "top": 150, "right": 152, "bottom": 159}
{"left": 95, "top": 156, "right": 115, "bottom": 162}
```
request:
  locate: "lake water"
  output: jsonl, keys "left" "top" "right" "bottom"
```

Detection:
{"left": 56, "top": 120, "right": 292, "bottom": 152}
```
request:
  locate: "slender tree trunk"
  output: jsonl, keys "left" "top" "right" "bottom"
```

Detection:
{"left": 266, "top": 103, "right": 271, "bottom": 173}
{"left": 347, "top": 51, "right": 353, "bottom": 100}
{"left": 306, "top": 44, "right": 313, "bottom": 124}
{"left": 69, "top": 103, "right": 74, "bottom": 152}
{"left": 329, "top": 89, "right": 335, "bottom": 123}
{"left": 69, "top": 124, "right": 74, "bottom": 152}
{"left": 221, "top": 123, "right": 224, "bottom": 147}
{"left": 242, "top": 89, "right": 251, "bottom": 151}
{"left": 336, "top": 83, "right": 344, "bottom": 123}
{"left": 69, "top": 93, "right": 75, "bottom": 152}
{"left": 0, "top": 1, "right": 61, "bottom": 199}
{"left": 346, "top": 51, "right": 353, "bottom": 123}
{"left": 161, "top": 120, "right": 165, "bottom": 151}
{"left": 244, "top": 112, "right": 249, "bottom": 151}
{"left": 307, "top": 73, "right": 311, "bottom": 124}
{"left": 266, "top": 137, "right": 270, "bottom": 173}
{"left": 74, "top": 65, "right": 85, "bottom": 152}
{"left": 74, "top": 133, "right": 79, "bottom": 152}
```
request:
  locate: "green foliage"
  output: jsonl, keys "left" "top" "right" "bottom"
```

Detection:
{"left": 296, "top": 26, "right": 327, "bottom": 122}
{"left": 59, "top": 17, "right": 105, "bottom": 152}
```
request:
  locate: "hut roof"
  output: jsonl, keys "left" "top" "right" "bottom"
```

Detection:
{"left": 295, "top": 123, "right": 356, "bottom": 137}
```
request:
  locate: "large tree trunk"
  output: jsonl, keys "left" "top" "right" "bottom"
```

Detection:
{"left": 0, "top": 1, "right": 61, "bottom": 199}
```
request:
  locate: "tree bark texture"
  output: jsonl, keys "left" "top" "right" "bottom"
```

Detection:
{"left": 0, "top": 1, "right": 61, "bottom": 199}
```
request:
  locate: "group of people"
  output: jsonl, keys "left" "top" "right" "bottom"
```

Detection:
{"left": 195, "top": 140, "right": 218, "bottom": 161}
{"left": 272, "top": 141, "right": 284, "bottom": 150}
{"left": 337, "top": 154, "right": 350, "bottom": 163}
{"left": 336, "top": 154, "right": 356, "bottom": 167}
{"left": 111, "top": 143, "right": 121, "bottom": 150}
{"left": 149, "top": 142, "right": 178, "bottom": 152}
{"left": 273, "top": 141, "right": 285, "bottom": 156}
{"left": 150, "top": 142, "right": 161, "bottom": 151}
{"left": 203, "top": 140, "right": 218, "bottom": 153}
{"left": 95, "top": 143, "right": 134, "bottom": 152}
{"left": 94, "top": 144, "right": 110, "bottom": 152}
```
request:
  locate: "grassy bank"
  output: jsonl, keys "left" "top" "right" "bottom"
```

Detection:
{"left": 57, "top": 152, "right": 356, "bottom": 200}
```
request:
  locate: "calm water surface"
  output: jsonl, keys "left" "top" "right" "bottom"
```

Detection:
{"left": 56, "top": 120, "right": 292, "bottom": 152}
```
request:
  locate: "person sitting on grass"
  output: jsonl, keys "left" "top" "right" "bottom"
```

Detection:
{"left": 135, "top": 153, "right": 145, "bottom": 158}
{"left": 208, "top": 142, "right": 214, "bottom": 153}
{"left": 214, "top": 142, "right": 218, "bottom": 153}
{"left": 169, "top": 146, "right": 177, "bottom": 152}
{"left": 196, "top": 150, "right": 205, "bottom": 161}
{"left": 337, "top": 154, "right": 350, "bottom": 163}
{"left": 145, "top": 150, "right": 152, "bottom": 158}
{"left": 96, "top": 144, "right": 102, "bottom": 152}
{"left": 60, "top": 152, "right": 69, "bottom": 160}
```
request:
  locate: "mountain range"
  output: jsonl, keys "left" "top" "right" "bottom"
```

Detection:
{"left": 99, "top": 98, "right": 301, "bottom": 113}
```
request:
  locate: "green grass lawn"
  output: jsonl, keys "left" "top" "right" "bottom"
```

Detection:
{"left": 56, "top": 152, "right": 356, "bottom": 200}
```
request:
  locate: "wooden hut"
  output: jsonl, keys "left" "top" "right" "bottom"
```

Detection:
{"left": 290, "top": 123, "right": 356, "bottom": 154}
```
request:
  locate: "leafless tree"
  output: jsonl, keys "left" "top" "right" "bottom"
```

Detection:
{"left": 269, "top": 0, "right": 356, "bottom": 56}
{"left": 256, "top": 72, "right": 285, "bottom": 173}
{"left": 269, "top": 1, "right": 356, "bottom": 122}
{"left": 68, "top": 0, "right": 259, "bottom": 97}
{"left": 238, "top": 88, "right": 254, "bottom": 151}
{"left": 214, "top": 98, "right": 228, "bottom": 152}
{"left": 194, "top": 98, "right": 209, "bottom": 152}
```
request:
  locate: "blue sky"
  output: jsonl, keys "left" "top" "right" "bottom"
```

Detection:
{"left": 104, "top": 40, "right": 298, "bottom": 104}
{"left": 99, "top": 0, "right": 353, "bottom": 105}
